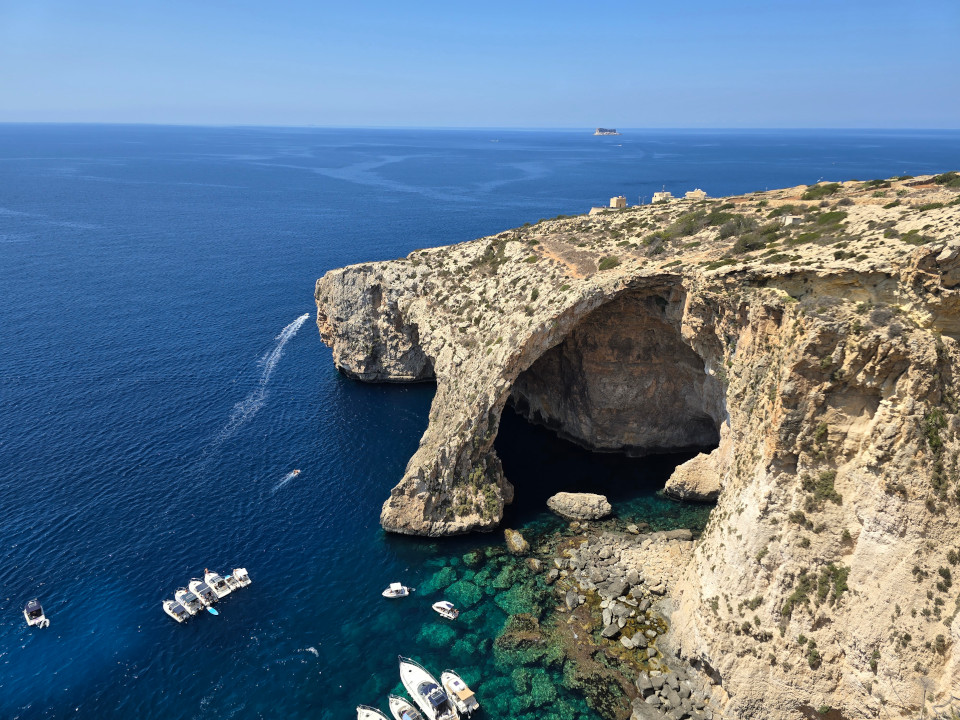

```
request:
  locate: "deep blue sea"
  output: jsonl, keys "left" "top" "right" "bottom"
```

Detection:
{"left": 2, "top": 126, "right": 960, "bottom": 720}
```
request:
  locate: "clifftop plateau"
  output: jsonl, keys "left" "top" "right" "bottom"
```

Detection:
{"left": 316, "top": 173, "right": 960, "bottom": 718}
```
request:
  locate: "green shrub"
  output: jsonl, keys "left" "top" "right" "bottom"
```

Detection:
{"left": 801, "top": 470, "right": 842, "bottom": 510}
{"left": 718, "top": 215, "right": 758, "bottom": 240}
{"left": 801, "top": 183, "right": 841, "bottom": 200}
{"left": 768, "top": 204, "right": 801, "bottom": 218}
{"left": 933, "top": 171, "right": 960, "bottom": 187}
{"left": 901, "top": 229, "right": 933, "bottom": 245}
{"left": 816, "top": 210, "right": 848, "bottom": 225}
{"left": 733, "top": 233, "right": 767, "bottom": 254}
{"left": 924, "top": 408, "right": 947, "bottom": 452}
{"left": 782, "top": 571, "right": 812, "bottom": 619}
{"left": 597, "top": 255, "right": 620, "bottom": 271}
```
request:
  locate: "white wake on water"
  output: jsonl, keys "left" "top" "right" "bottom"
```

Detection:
{"left": 272, "top": 470, "right": 301, "bottom": 495}
{"left": 214, "top": 313, "right": 310, "bottom": 444}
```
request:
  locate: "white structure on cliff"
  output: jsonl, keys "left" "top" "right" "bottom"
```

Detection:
{"left": 685, "top": 188, "right": 707, "bottom": 201}
{"left": 610, "top": 195, "right": 627, "bottom": 209}
{"left": 652, "top": 190, "right": 675, "bottom": 203}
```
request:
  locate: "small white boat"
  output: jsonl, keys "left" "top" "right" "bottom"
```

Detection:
{"left": 188, "top": 579, "right": 218, "bottom": 607}
{"left": 229, "top": 567, "right": 252, "bottom": 588}
{"left": 431, "top": 601, "right": 459, "bottom": 620}
{"left": 357, "top": 706, "right": 390, "bottom": 720}
{"left": 399, "top": 656, "right": 459, "bottom": 720}
{"left": 441, "top": 671, "right": 479, "bottom": 715}
{"left": 203, "top": 569, "right": 232, "bottom": 599}
{"left": 382, "top": 582, "right": 413, "bottom": 598}
{"left": 388, "top": 694, "right": 425, "bottom": 720}
{"left": 162, "top": 599, "right": 190, "bottom": 623}
{"left": 23, "top": 599, "right": 50, "bottom": 628}
{"left": 293, "top": 469, "right": 301, "bottom": 476}
{"left": 174, "top": 587, "right": 203, "bottom": 615}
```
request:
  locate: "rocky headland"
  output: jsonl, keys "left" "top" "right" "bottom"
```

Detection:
{"left": 316, "top": 173, "right": 960, "bottom": 719}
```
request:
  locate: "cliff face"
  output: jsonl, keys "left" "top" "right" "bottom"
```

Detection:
{"left": 316, "top": 175, "right": 960, "bottom": 718}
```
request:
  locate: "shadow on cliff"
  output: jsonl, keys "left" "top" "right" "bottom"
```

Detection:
{"left": 494, "top": 405, "right": 708, "bottom": 529}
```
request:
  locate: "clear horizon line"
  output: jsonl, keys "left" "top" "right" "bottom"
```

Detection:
{"left": 1, "top": 121, "right": 958, "bottom": 132}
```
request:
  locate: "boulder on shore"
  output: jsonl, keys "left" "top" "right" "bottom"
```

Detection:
{"left": 546, "top": 492, "right": 612, "bottom": 520}
{"left": 662, "top": 451, "right": 721, "bottom": 501}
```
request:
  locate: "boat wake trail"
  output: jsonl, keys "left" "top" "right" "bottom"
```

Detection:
{"left": 214, "top": 313, "right": 310, "bottom": 445}
{"left": 272, "top": 470, "right": 300, "bottom": 495}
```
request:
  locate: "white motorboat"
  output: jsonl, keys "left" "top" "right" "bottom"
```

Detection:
{"left": 388, "top": 694, "right": 425, "bottom": 720}
{"left": 162, "top": 599, "right": 190, "bottom": 623}
{"left": 203, "top": 569, "right": 232, "bottom": 599}
{"left": 188, "top": 579, "right": 218, "bottom": 607}
{"left": 382, "top": 582, "right": 413, "bottom": 598}
{"left": 399, "top": 656, "right": 459, "bottom": 720}
{"left": 174, "top": 587, "right": 203, "bottom": 615}
{"left": 440, "top": 671, "right": 479, "bottom": 716}
{"left": 431, "top": 601, "right": 459, "bottom": 620}
{"left": 23, "top": 599, "right": 50, "bottom": 628}
{"left": 228, "top": 567, "right": 252, "bottom": 588}
{"left": 357, "top": 706, "right": 390, "bottom": 720}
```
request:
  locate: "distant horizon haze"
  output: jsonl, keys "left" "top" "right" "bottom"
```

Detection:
{"left": 0, "top": 1, "right": 957, "bottom": 128}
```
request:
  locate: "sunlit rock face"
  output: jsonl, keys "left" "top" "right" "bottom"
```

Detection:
{"left": 316, "top": 176, "right": 960, "bottom": 719}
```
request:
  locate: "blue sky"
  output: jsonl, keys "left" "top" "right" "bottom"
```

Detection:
{"left": 1, "top": 0, "right": 958, "bottom": 127}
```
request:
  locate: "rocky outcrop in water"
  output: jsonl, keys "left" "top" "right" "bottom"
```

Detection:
{"left": 316, "top": 174, "right": 960, "bottom": 718}
{"left": 547, "top": 492, "right": 613, "bottom": 520}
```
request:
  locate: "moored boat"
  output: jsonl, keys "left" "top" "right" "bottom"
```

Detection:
{"left": 382, "top": 582, "right": 413, "bottom": 598}
{"left": 188, "top": 578, "right": 218, "bottom": 606}
{"left": 388, "top": 694, "right": 425, "bottom": 720}
{"left": 229, "top": 567, "right": 252, "bottom": 588}
{"left": 174, "top": 587, "right": 203, "bottom": 615}
{"left": 431, "top": 601, "right": 458, "bottom": 620}
{"left": 203, "top": 569, "right": 232, "bottom": 598}
{"left": 440, "top": 671, "right": 479, "bottom": 715}
{"left": 162, "top": 599, "right": 190, "bottom": 623}
{"left": 399, "top": 656, "right": 459, "bottom": 720}
{"left": 23, "top": 599, "right": 50, "bottom": 628}
{"left": 357, "top": 705, "right": 390, "bottom": 720}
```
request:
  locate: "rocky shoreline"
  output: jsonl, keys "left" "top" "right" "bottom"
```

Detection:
{"left": 500, "top": 517, "right": 717, "bottom": 720}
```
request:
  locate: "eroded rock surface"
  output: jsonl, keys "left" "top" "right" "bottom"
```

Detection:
{"left": 547, "top": 492, "right": 613, "bottom": 520}
{"left": 316, "top": 175, "right": 960, "bottom": 718}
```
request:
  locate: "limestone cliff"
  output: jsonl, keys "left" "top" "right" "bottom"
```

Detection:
{"left": 316, "top": 174, "right": 960, "bottom": 718}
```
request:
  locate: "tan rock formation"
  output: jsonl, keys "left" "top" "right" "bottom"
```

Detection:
{"left": 316, "top": 174, "right": 960, "bottom": 718}
{"left": 546, "top": 492, "right": 613, "bottom": 520}
{"left": 663, "top": 452, "right": 723, "bottom": 501}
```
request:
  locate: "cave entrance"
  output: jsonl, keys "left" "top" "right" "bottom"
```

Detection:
{"left": 494, "top": 287, "right": 724, "bottom": 527}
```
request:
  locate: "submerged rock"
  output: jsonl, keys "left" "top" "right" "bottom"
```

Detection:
{"left": 546, "top": 492, "right": 612, "bottom": 520}
{"left": 505, "top": 528, "right": 530, "bottom": 555}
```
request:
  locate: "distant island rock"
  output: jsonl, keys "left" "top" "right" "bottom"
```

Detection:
{"left": 594, "top": 128, "right": 621, "bottom": 136}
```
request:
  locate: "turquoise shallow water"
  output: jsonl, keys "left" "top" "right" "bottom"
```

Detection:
{"left": 2, "top": 125, "right": 960, "bottom": 718}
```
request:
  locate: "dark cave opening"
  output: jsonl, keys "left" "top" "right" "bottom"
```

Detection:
{"left": 492, "top": 288, "right": 725, "bottom": 529}
{"left": 494, "top": 404, "right": 705, "bottom": 528}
